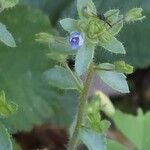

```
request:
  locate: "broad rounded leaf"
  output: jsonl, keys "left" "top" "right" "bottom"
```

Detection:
{"left": 44, "top": 66, "right": 82, "bottom": 90}
{"left": 0, "top": 123, "right": 12, "bottom": 150}
{"left": 75, "top": 44, "right": 95, "bottom": 76}
{"left": 0, "top": 22, "right": 16, "bottom": 47}
{"left": 59, "top": 18, "right": 78, "bottom": 33}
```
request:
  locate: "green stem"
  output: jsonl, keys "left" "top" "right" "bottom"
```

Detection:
{"left": 67, "top": 65, "right": 94, "bottom": 150}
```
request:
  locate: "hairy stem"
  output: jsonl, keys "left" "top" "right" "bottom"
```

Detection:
{"left": 67, "top": 65, "right": 94, "bottom": 150}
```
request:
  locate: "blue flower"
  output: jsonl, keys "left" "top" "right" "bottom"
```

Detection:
{"left": 69, "top": 32, "right": 84, "bottom": 50}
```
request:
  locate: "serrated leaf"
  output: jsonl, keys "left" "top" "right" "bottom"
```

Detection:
{"left": 59, "top": 18, "right": 78, "bottom": 33}
{"left": 113, "top": 109, "right": 150, "bottom": 150}
{"left": 96, "top": 69, "right": 129, "bottom": 93}
{"left": 0, "top": 123, "right": 12, "bottom": 150}
{"left": 75, "top": 44, "right": 94, "bottom": 76}
{"left": 0, "top": 0, "right": 18, "bottom": 9}
{"left": 43, "top": 66, "right": 82, "bottom": 90}
{"left": 80, "top": 129, "right": 107, "bottom": 150}
{"left": 0, "top": 22, "right": 16, "bottom": 47}
{"left": 99, "top": 37, "right": 125, "bottom": 54}
{"left": 77, "top": 0, "right": 97, "bottom": 18}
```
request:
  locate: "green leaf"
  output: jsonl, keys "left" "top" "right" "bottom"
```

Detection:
{"left": 107, "top": 140, "right": 127, "bottom": 150}
{"left": 77, "top": 0, "right": 97, "bottom": 18}
{"left": 0, "top": 123, "right": 12, "bottom": 150}
{"left": 44, "top": 66, "right": 82, "bottom": 90}
{"left": 0, "top": 22, "right": 16, "bottom": 47}
{"left": 59, "top": 18, "right": 78, "bottom": 33}
{"left": 0, "top": 91, "right": 18, "bottom": 118}
{"left": 0, "top": 0, "right": 18, "bottom": 10}
{"left": 110, "top": 15, "right": 123, "bottom": 36}
{"left": 104, "top": 9, "right": 123, "bottom": 36}
{"left": 104, "top": 9, "right": 120, "bottom": 23}
{"left": 113, "top": 109, "right": 150, "bottom": 150}
{"left": 0, "top": 6, "right": 77, "bottom": 131}
{"left": 99, "top": 37, "right": 125, "bottom": 54}
{"left": 75, "top": 44, "right": 94, "bottom": 76}
{"left": 96, "top": 66, "right": 129, "bottom": 93}
{"left": 80, "top": 129, "right": 107, "bottom": 150}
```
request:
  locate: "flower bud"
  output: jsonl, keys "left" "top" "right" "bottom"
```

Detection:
{"left": 125, "top": 8, "right": 145, "bottom": 22}
{"left": 95, "top": 91, "right": 115, "bottom": 117}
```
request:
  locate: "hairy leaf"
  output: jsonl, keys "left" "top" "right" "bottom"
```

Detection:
{"left": 44, "top": 66, "right": 82, "bottom": 90}
{"left": 96, "top": 64, "right": 129, "bottom": 93}
{"left": 75, "top": 44, "right": 94, "bottom": 76}
{"left": 99, "top": 37, "right": 125, "bottom": 54}
{"left": 59, "top": 18, "right": 78, "bottom": 33}
{"left": 77, "top": 0, "right": 97, "bottom": 18}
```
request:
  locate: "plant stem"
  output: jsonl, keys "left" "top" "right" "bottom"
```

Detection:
{"left": 67, "top": 65, "right": 94, "bottom": 150}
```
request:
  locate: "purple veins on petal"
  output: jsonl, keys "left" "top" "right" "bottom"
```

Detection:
{"left": 69, "top": 32, "right": 84, "bottom": 50}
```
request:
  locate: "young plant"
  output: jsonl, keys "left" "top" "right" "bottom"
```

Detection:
{"left": 36, "top": 0, "right": 145, "bottom": 149}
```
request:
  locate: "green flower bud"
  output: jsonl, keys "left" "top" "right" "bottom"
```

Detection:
{"left": 95, "top": 91, "right": 115, "bottom": 117}
{"left": 88, "top": 18, "right": 103, "bottom": 39}
{"left": 114, "top": 61, "right": 134, "bottom": 74}
{"left": 125, "top": 8, "right": 146, "bottom": 22}
{"left": 35, "top": 33, "right": 55, "bottom": 44}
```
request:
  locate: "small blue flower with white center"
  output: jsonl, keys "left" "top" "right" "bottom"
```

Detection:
{"left": 69, "top": 32, "right": 84, "bottom": 50}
